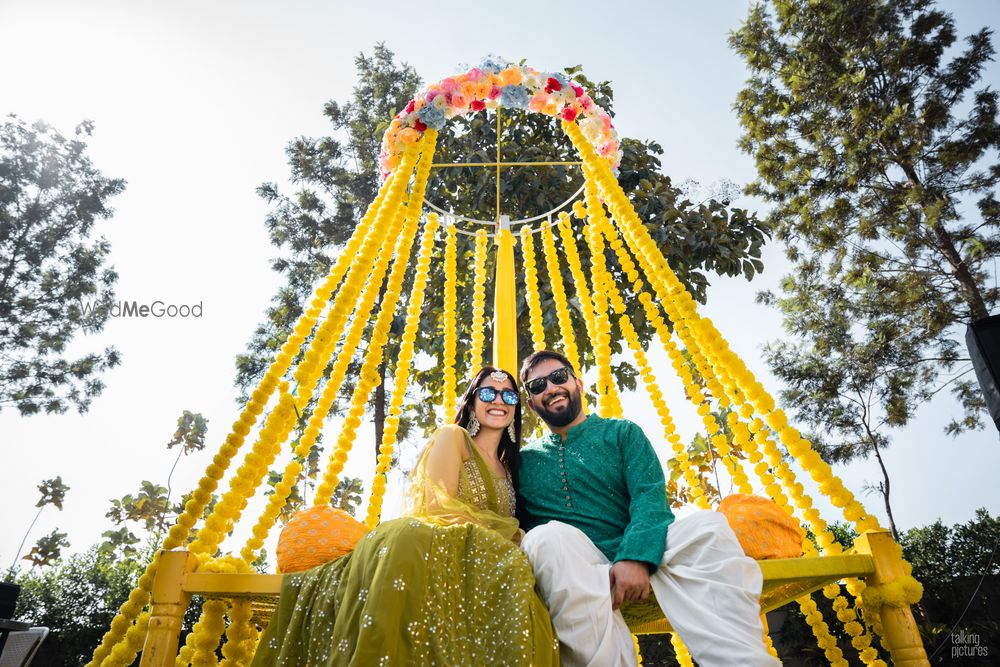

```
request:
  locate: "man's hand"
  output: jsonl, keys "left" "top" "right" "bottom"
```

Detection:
{"left": 609, "top": 560, "right": 651, "bottom": 610}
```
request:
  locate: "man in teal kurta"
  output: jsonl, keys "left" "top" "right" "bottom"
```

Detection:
{"left": 518, "top": 350, "right": 779, "bottom": 667}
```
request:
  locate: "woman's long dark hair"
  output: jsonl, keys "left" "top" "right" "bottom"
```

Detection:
{"left": 453, "top": 366, "right": 526, "bottom": 525}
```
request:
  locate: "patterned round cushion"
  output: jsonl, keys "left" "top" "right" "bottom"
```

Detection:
{"left": 717, "top": 494, "right": 804, "bottom": 560}
{"left": 276, "top": 506, "right": 369, "bottom": 573}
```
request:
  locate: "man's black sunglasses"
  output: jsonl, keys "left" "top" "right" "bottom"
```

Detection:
{"left": 524, "top": 367, "right": 574, "bottom": 396}
{"left": 477, "top": 386, "right": 520, "bottom": 406}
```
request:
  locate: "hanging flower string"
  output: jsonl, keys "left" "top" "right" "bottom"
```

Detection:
{"left": 579, "top": 189, "right": 623, "bottom": 418}
{"left": 223, "top": 151, "right": 428, "bottom": 574}
{"left": 589, "top": 207, "right": 710, "bottom": 507}
{"left": 556, "top": 212, "right": 599, "bottom": 349}
{"left": 220, "top": 597, "right": 257, "bottom": 667}
{"left": 233, "top": 158, "right": 424, "bottom": 566}
{"left": 379, "top": 56, "right": 621, "bottom": 178}
{"left": 315, "top": 133, "right": 439, "bottom": 507}
{"left": 468, "top": 229, "right": 490, "bottom": 371}
{"left": 540, "top": 222, "right": 586, "bottom": 411}
{"left": 366, "top": 211, "right": 442, "bottom": 528}
{"left": 442, "top": 222, "right": 459, "bottom": 418}
{"left": 519, "top": 224, "right": 547, "bottom": 350}
{"left": 296, "top": 190, "right": 413, "bottom": 502}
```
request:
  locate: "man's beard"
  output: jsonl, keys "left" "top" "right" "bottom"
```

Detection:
{"left": 534, "top": 387, "right": 583, "bottom": 428}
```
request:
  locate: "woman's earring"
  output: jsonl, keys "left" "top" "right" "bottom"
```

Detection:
{"left": 507, "top": 422, "right": 516, "bottom": 443}
{"left": 467, "top": 415, "right": 481, "bottom": 436}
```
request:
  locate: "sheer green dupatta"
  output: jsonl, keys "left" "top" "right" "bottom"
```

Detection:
{"left": 403, "top": 424, "right": 520, "bottom": 541}
{"left": 250, "top": 424, "right": 558, "bottom": 666}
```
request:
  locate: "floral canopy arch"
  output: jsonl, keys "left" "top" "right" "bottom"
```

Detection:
{"left": 88, "top": 57, "right": 931, "bottom": 667}
{"left": 378, "top": 56, "right": 622, "bottom": 178}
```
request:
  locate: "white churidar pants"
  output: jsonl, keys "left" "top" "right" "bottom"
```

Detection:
{"left": 521, "top": 511, "right": 780, "bottom": 667}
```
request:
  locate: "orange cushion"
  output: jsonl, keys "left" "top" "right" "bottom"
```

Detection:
{"left": 717, "top": 494, "right": 804, "bottom": 560}
{"left": 276, "top": 506, "right": 369, "bottom": 574}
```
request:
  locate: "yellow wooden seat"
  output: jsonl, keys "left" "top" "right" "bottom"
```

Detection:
{"left": 623, "top": 552, "right": 875, "bottom": 634}
{"left": 141, "top": 530, "right": 933, "bottom": 667}
{"left": 165, "top": 552, "right": 875, "bottom": 636}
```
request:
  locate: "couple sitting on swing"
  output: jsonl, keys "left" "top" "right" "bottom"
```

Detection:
{"left": 252, "top": 350, "right": 779, "bottom": 666}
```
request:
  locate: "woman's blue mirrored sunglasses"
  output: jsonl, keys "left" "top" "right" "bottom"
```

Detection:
{"left": 477, "top": 386, "right": 520, "bottom": 405}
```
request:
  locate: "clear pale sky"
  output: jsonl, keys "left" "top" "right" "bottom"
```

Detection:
{"left": 1, "top": 0, "right": 998, "bottom": 569}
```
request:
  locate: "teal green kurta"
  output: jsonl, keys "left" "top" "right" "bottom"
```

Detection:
{"left": 519, "top": 414, "right": 674, "bottom": 570}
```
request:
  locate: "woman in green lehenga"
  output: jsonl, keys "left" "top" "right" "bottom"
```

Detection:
{"left": 251, "top": 367, "right": 559, "bottom": 666}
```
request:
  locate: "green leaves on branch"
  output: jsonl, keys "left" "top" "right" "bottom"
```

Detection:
{"left": 35, "top": 476, "right": 69, "bottom": 510}
{"left": 0, "top": 116, "right": 124, "bottom": 416}
{"left": 731, "top": 0, "right": 1000, "bottom": 456}
{"left": 167, "top": 410, "right": 208, "bottom": 454}
{"left": 22, "top": 529, "right": 70, "bottom": 567}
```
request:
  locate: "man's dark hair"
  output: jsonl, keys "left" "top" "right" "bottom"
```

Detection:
{"left": 520, "top": 350, "right": 577, "bottom": 383}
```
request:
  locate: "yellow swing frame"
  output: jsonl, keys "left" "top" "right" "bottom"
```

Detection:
{"left": 136, "top": 108, "right": 931, "bottom": 667}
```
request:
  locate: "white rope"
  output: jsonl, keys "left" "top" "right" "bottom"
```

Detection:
{"left": 423, "top": 183, "right": 585, "bottom": 237}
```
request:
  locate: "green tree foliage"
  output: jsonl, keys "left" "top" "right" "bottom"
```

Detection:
{"left": 901, "top": 508, "right": 1000, "bottom": 654}
{"left": 11, "top": 476, "right": 70, "bottom": 568}
{"left": 332, "top": 477, "right": 365, "bottom": 516}
{"left": 730, "top": 0, "right": 1000, "bottom": 534}
{"left": 97, "top": 527, "right": 141, "bottom": 562}
{"left": 35, "top": 476, "right": 70, "bottom": 510}
{"left": 21, "top": 529, "right": 70, "bottom": 568}
{"left": 772, "top": 512, "right": 1000, "bottom": 664}
{"left": 0, "top": 116, "right": 125, "bottom": 415}
{"left": 105, "top": 480, "right": 170, "bottom": 533}
{"left": 103, "top": 411, "right": 216, "bottom": 556}
{"left": 13, "top": 544, "right": 206, "bottom": 667}
{"left": 236, "top": 47, "right": 767, "bottom": 476}
{"left": 167, "top": 410, "right": 208, "bottom": 453}
{"left": 165, "top": 410, "right": 208, "bottom": 519}
{"left": 13, "top": 547, "right": 143, "bottom": 666}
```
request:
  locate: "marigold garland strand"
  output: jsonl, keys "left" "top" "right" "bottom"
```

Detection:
{"left": 540, "top": 222, "right": 585, "bottom": 409}
{"left": 732, "top": 414, "right": 882, "bottom": 666}
{"left": 234, "top": 189, "right": 416, "bottom": 565}
{"left": 763, "top": 630, "right": 781, "bottom": 662}
{"left": 573, "top": 201, "right": 622, "bottom": 418}
{"left": 366, "top": 211, "right": 442, "bottom": 528}
{"left": 314, "top": 132, "right": 439, "bottom": 506}
{"left": 188, "top": 385, "right": 298, "bottom": 556}
{"left": 442, "top": 222, "right": 459, "bottom": 418}
{"left": 289, "top": 155, "right": 418, "bottom": 414}
{"left": 468, "top": 229, "right": 489, "bottom": 371}
{"left": 519, "top": 224, "right": 547, "bottom": 350}
{"left": 220, "top": 598, "right": 256, "bottom": 667}
{"left": 584, "top": 117, "right": 888, "bottom": 656}
{"left": 555, "top": 212, "right": 599, "bottom": 352}
{"left": 588, "top": 208, "right": 712, "bottom": 506}
{"left": 189, "top": 599, "right": 227, "bottom": 667}
{"left": 98, "top": 385, "right": 295, "bottom": 667}
{"left": 619, "top": 315, "right": 710, "bottom": 508}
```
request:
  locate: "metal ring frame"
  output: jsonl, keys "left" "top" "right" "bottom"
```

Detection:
{"left": 418, "top": 106, "right": 588, "bottom": 238}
